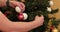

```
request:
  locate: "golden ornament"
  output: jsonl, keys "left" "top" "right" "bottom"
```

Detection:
{"left": 52, "top": 28, "right": 58, "bottom": 32}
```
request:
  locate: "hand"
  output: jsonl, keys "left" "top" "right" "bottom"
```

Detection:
{"left": 23, "top": 15, "right": 44, "bottom": 31}
{"left": 9, "top": 1, "right": 25, "bottom": 11}
{"left": 34, "top": 15, "right": 44, "bottom": 26}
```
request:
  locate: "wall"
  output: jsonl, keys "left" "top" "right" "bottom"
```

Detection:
{"left": 51, "top": 0, "right": 60, "bottom": 30}
{"left": 51, "top": 0, "right": 60, "bottom": 19}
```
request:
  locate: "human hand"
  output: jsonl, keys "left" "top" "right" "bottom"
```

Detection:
{"left": 23, "top": 15, "right": 44, "bottom": 31}
{"left": 34, "top": 15, "right": 44, "bottom": 26}
{"left": 9, "top": 1, "right": 25, "bottom": 11}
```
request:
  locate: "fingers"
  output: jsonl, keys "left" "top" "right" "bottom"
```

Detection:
{"left": 34, "top": 15, "right": 44, "bottom": 25}
{"left": 17, "top": 2, "right": 25, "bottom": 11}
{"left": 19, "top": 2, "right": 25, "bottom": 11}
{"left": 10, "top": 1, "right": 16, "bottom": 8}
{"left": 10, "top": 1, "right": 25, "bottom": 11}
{"left": 35, "top": 15, "right": 44, "bottom": 21}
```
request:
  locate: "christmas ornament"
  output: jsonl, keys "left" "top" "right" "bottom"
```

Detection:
{"left": 23, "top": 13, "right": 28, "bottom": 20}
{"left": 47, "top": 7, "right": 52, "bottom": 12}
{"left": 50, "top": 26, "right": 55, "bottom": 30}
{"left": 15, "top": 6, "right": 22, "bottom": 13}
{"left": 18, "top": 13, "right": 28, "bottom": 20}
{"left": 52, "top": 28, "right": 58, "bottom": 32}
{"left": 4, "top": 13, "right": 7, "bottom": 16}
{"left": 18, "top": 13, "right": 24, "bottom": 20}
{"left": 49, "top": 0, "right": 54, "bottom": 6}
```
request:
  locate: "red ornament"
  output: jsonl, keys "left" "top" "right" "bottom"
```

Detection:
{"left": 18, "top": 13, "right": 24, "bottom": 20}
{"left": 4, "top": 13, "right": 7, "bottom": 16}
{"left": 50, "top": 26, "right": 55, "bottom": 30}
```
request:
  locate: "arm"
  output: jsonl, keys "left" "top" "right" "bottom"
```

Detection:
{"left": 0, "top": 11, "right": 44, "bottom": 32}
{"left": 0, "top": 0, "right": 25, "bottom": 11}
{"left": 12, "top": 15, "right": 44, "bottom": 31}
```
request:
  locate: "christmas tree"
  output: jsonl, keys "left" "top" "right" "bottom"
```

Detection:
{"left": 0, "top": 0, "right": 60, "bottom": 32}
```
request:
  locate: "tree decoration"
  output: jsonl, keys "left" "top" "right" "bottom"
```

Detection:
{"left": 50, "top": 26, "right": 55, "bottom": 30}
{"left": 52, "top": 28, "right": 59, "bottom": 32}
{"left": 47, "top": 7, "right": 52, "bottom": 12}
{"left": 15, "top": 6, "right": 22, "bottom": 13}
{"left": 18, "top": 13, "right": 24, "bottom": 20}
{"left": 23, "top": 13, "right": 28, "bottom": 20}
{"left": 18, "top": 13, "right": 28, "bottom": 20}
{"left": 49, "top": 0, "right": 54, "bottom": 6}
